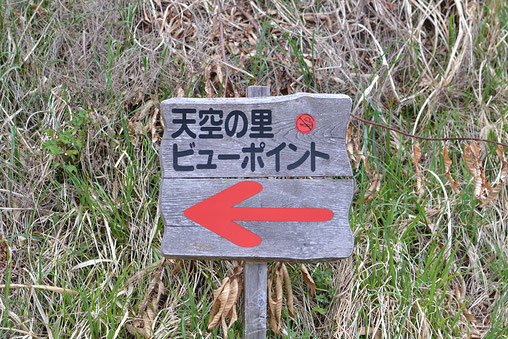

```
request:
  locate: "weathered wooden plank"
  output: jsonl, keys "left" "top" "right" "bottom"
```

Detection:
{"left": 160, "top": 178, "right": 354, "bottom": 262}
{"left": 161, "top": 94, "right": 351, "bottom": 139}
{"left": 160, "top": 93, "right": 352, "bottom": 178}
{"left": 244, "top": 86, "right": 269, "bottom": 339}
{"left": 247, "top": 86, "right": 270, "bottom": 97}
{"left": 244, "top": 262, "right": 267, "bottom": 338}
{"left": 160, "top": 179, "right": 353, "bottom": 226}
{"left": 159, "top": 138, "right": 351, "bottom": 178}
{"left": 160, "top": 224, "right": 353, "bottom": 262}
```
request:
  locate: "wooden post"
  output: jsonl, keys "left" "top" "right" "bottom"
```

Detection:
{"left": 244, "top": 262, "right": 267, "bottom": 338}
{"left": 244, "top": 86, "right": 269, "bottom": 339}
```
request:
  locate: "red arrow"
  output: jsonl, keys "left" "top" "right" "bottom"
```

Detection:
{"left": 184, "top": 181, "right": 334, "bottom": 247}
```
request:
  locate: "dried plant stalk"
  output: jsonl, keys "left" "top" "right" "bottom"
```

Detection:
{"left": 274, "top": 266, "right": 283, "bottom": 333}
{"left": 282, "top": 263, "right": 294, "bottom": 317}
{"left": 208, "top": 278, "right": 231, "bottom": 330}
{"left": 454, "top": 277, "right": 478, "bottom": 325}
{"left": 481, "top": 146, "right": 507, "bottom": 207}
{"left": 300, "top": 264, "right": 316, "bottom": 298}
{"left": 207, "top": 263, "right": 243, "bottom": 338}
{"left": 127, "top": 258, "right": 166, "bottom": 338}
{"left": 441, "top": 146, "right": 461, "bottom": 193}
{"left": 412, "top": 142, "right": 423, "bottom": 197}
{"left": 464, "top": 143, "right": 483, "bottom": 198}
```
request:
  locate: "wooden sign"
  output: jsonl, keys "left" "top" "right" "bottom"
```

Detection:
{"left": 159, "top": 90, "right": 354, "bottom": 262}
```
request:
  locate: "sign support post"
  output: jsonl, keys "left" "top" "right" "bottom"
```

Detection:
{"left": 243, "top": 86, "right": 269, "bottom": 339}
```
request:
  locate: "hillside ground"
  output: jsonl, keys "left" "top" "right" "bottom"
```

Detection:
{"left": 0, "top": 0, "right": 507, "bottom": 337}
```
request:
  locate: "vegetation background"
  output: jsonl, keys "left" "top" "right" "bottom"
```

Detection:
{"left": 0, "top": 0, "right": 506, "bottom": 337}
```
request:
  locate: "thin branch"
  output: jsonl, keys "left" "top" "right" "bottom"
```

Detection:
{"left": 350, "top": 113, "right": 508, "bottom": 148}
{"left": 252, "top": 59, "right": 507, "bottom": 148}
{"left": 236, "top": 3, "right": 258, "bottom": 30}
{"left": 0, "top": 284, "right": 78, "bottom": 295}
{"left": 216, "top": 0, "right": 229, "bottom": 97}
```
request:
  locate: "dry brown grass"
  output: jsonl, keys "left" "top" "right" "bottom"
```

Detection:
{"left": 0, "top": 0, "right": 506, "bottom": 337}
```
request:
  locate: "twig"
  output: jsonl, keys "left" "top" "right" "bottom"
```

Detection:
{"left": 350, "top": 113, "right": 508, "bottom": 148}
{"left": 274, "top": 52, "right": 305, "bottom": 87}
{"left": 237, "top": 4, "right": 258, "bottom": 30}
{"left": 0, "top": 105, "right": 35, "bottom": 155}
{"left": 0, "top": 328, "right": 41, "bottom": 338}
{"left": 0, "top": 189, "right": 24, "bottom": 198}
{"left": 259, "top": 51, "right": 507, "bottom": 149}
{"left": 0, "top": 284, "right": 78, "bottom": 295}
{"left": 216, "top": 0, "right": 229, "bottom": 97}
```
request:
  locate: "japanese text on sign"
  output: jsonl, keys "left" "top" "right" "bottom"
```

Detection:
{"left": 170, "top": 108, "right": 329, "bottom": 172}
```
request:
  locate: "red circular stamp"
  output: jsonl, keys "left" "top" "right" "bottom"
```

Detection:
{"left": 295, "top": 113, "right": 316, "bottom": 134}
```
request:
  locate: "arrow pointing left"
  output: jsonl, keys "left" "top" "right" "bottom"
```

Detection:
{"left": 184, "top": 181, "right": 334, "bottom": 247}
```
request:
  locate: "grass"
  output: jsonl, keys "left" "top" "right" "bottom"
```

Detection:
{"left": 0, "top": 0, "right": 507, "bottom": 337}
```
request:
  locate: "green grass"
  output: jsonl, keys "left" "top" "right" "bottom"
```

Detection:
{"left": 0, "top": 0, "right": 507, "bottom": 338}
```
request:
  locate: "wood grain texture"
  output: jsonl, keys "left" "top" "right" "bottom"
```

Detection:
{"left": 160, "top": 178, "right": 354, "bottom": 262}
{"left": 244, "top": 86, "right": 269, "bottom": 339}
{"left": 160, "top": 93, "right": 352, "bottom": 178}
{"left": 244, "top": 262, "right": 267, "bottom": 338}
{"left": 247, "top": 86, "right": 270, "bottom": 97}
